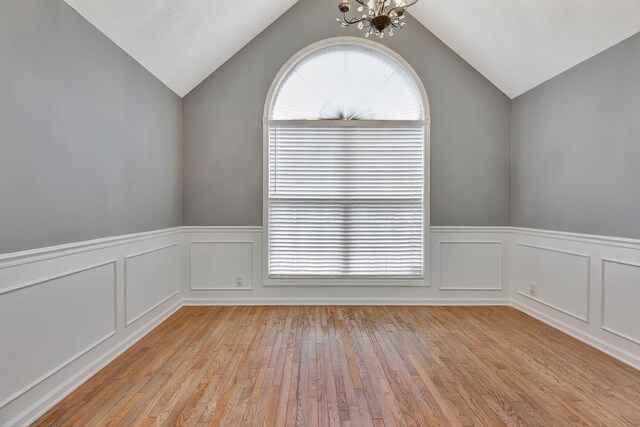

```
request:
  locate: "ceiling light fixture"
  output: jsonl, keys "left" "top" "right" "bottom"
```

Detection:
{"left": 336, "top": 0, "right": 417, "bottom": 39}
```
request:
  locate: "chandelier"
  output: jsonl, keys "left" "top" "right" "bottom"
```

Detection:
{"left": 336, "top": 0, "right": 418, "bottom": 38}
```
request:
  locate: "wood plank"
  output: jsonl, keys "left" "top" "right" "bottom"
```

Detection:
{"left": 33, "top": 306, "right": 640, "bottom": 426}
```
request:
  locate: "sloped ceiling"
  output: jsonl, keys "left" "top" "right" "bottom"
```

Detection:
{"left": 63, "top": 0, "right": 298, "bottom": 97}
{"left": 410, "top": 0, "right": 640, "bottom": 98}
{"left": 64, "top": 0, "right": 640, "bottom": 98}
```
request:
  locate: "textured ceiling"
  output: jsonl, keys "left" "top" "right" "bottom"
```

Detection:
{"left": 410, "top": 0, "right": 640, "bottom": 98}
{"left": 64, "top": 0, "right": 640, "bottom": 98}
{"left": 63, "top": 0, "right": 297, "bottom": 97}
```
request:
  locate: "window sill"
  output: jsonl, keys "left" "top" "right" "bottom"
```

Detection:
{"left": 262, "top": 277, "right": 430, "bottom": 287}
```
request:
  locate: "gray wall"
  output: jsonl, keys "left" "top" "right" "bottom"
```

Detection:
{"left": 511, "top": 32, "right": 640, "bottom": 239}
{"left": 0, "top": 0, "right": 182, "bottom": 253}
{"left": 182, "top": 0, "right": 511, "bottom": 226}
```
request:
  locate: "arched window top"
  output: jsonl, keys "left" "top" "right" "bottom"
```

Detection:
{"left": 264, "top": 38, "right": 430, "bottom": 280}
{"left": 268, "top": 40, "right": 426, "bottom": 121}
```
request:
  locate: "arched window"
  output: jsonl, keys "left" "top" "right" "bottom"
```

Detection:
{"left": 264, "top": 37, "right": 430, "bottom": 282}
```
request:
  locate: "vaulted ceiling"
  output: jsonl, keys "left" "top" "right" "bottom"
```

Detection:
{"left": 410, "top": 0, "right": 640, "bottom": 98}
{"left": 64, "top": 0, "right": 298, "bottom": 97}
{"left": 64, "top": 0, "right": 640, "bottom": 99}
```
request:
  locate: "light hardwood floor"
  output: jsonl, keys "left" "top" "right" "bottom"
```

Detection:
{"left": 34, "top": 306, "right": 640, "bottom": 426}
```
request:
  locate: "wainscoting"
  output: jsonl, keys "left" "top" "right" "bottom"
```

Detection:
{"left": 182, "top": 226, "right": 511, "bottom": 305}
{"left": 2, "top": 225, "right": 639, "bottom": 425}
{"left": 511, "top": 227, "right": 640, "bottom": 371}
{"left": 0, "top": 229, "right": 183, "bottom": 427}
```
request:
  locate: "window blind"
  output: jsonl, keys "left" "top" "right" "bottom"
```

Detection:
{"left": 268, "top": 124, "right": 424, "bottom": 278}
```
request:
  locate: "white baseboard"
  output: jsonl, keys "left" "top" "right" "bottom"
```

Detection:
{"left": 183, "top": 297, "right": 512, "bottom": 306}
{"left": 512, "top": 301, "right": 640, "bottom": 371}
{"left": 3, "top": 225, "right": 640, "bottom": 425}
{"left": 9, "top": 296, "right": 637, "bottom": 427}
{"left": 0, "top": 228, "right": 184, "bottom": 427}
{"left": 509, "top": 226, "right": 640, "bottom": 374}
{"left": 7, "top": 301, "right": 182, "bottom": 427}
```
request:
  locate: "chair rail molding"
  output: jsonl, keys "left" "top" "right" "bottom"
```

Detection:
{"left": 2, "top": 225, "right": 640, "bottom": 426}
{"left": 0, "top": 228, "right": 183, "bottom": 427}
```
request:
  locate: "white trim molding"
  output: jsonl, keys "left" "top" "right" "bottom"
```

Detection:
{"left": 10, "top": 301, "right": 182, "bottom": 427}
{"left": 0, "top": 259, "right": 117, "bottom": 297}
{"left": 183, "top": 297, "right": 512, "bottom": 306}
{"left": 512, "top": 226, "right": 640, "bottom": 250}
{"left": 0, "top": 228, "right": 183, "bottom": 427}
{"left": 0, "top": 227, "right": 182, "bottom": 269}
{"left": 124, "top": 242, "right": 181, "bottom": 327}
{"left": 262, "top": 278, "right": 431, "bottom": 288}
{"left": 514, "top": 242, "right": 591, "bottom": 323}
{"left": 431, "top": 226, "right": 512, "bottom": 233}
{"left": 510, "top": 226, "right": 640, "bottom": 371}
{"left": 182, "top": 226, "right": 263, "bottom": 233}
{"left": 512, "top": 300, "right": 640, "bottom": 371}
{"left": 262, "top": 37, "right": 431, "bottom": 287}
{"left": 2, "top": 224, "right": 640, "bottom": 425}
{"left": 600, "top": 257, "right": 640, "bottom": 346}
{"left": 0, "top": 260, "right": 118, "bottom": 410}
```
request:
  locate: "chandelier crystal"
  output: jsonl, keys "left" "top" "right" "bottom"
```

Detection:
{"left": 336, "top": 0, "right": 418, "bottom": 38}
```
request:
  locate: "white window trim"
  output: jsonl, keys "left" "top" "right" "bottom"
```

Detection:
{"left": 262, "top": 37, "right": 431, "bottom": 287}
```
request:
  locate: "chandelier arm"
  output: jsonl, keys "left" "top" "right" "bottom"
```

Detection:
{"left": 342, "top": 12, "right": 369, "bottom": 25}
{"left": 386, "top": 6, "right": 404, "bottom": 16}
